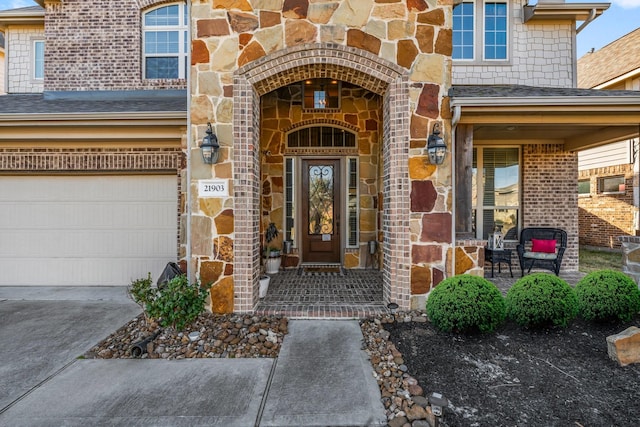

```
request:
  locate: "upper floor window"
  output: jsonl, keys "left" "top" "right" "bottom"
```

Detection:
{"left": 453, "top": 2, "right": 474, "bottom": 60}
{"left": 34, "top": 40, "right": 44, "bottom": 80}
{"left": 143, "top": 3, "right": 188, "bottom": 79}
{"left": 453, "top": 1, "right": 508, "bottom": 61}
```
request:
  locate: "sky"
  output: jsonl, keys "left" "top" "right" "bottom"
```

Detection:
{"left": 0, "top": 0, "right": 638, "bottom": 59}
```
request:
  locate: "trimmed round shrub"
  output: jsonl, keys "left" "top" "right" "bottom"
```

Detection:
{"left": 426, "top": 274, "right": 506, "bottom": 333}
{"left": 505, "top": 273, "right": 578, "bottom": 328}
{"left": 575, "top": 270, "right": 640, "bottom": 323}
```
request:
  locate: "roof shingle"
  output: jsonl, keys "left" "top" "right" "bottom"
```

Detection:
{"left": 577, "top": 28, "right": 640, "bottom": 89}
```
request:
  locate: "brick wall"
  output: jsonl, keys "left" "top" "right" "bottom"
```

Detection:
{"left": 43, "top": 0, "right": 185, "bottom": 91}
{"left": 6, "top": 25, "right": 44, "bottom": 93}
{"left": 578, "top": 164, "right": 636, "bottom": 248}
{"left": 453, "top": 2, "right": 573, "bottom": 88}
{"left": 522, "top": 144, "right": 579, "bottom": 271}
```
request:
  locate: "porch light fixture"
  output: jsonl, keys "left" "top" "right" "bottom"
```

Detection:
{"left": 200, "top": 122, "right": 220, "bottom": 164}
{"left": 427, "top": 122, "right": 447, "bottom": 165}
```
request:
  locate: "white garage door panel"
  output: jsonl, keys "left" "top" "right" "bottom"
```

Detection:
{"left": 0, "top": 175, "right": 178, "bottom": 286}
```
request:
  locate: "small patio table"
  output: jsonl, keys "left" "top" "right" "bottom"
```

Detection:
{"left": 485, "top": 247, "right": 514, "bottom": 278}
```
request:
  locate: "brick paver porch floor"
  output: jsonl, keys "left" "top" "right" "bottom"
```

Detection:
{"left": 254, "top": 266, "right": 387, "bottom": 319}
{"left": 253, "top": 265, "right": 586, "bottom": 319}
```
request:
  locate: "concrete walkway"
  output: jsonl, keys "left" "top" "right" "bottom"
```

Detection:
{"left": 0, "top": 287, "right": 385, "bottom": 427}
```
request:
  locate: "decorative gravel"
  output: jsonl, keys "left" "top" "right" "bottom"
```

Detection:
{"left": 85, "top": 313, "right": 288, "bottom": 359}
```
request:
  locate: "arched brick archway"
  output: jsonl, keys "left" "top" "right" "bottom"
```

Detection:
{"left": 232, "top": 44, "right": 412, "bottom": 312}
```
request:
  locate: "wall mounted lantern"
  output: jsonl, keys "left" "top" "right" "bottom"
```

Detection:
{"left": 200, "top": 122, "right": 220, "bottom": 164}
{"left": 427, "top": 122, "right": 446, "bottom": 165}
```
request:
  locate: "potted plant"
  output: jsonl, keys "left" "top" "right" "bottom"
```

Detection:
{"left": 259, "top": 275, "right": 270, "bottom": 298}
{"left": 264, "top": 222, "right": 281, "bottom": 274}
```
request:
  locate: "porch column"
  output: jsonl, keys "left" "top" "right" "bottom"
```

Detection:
{"left": 455, "top": 124, "right": 474, "bottom": 238}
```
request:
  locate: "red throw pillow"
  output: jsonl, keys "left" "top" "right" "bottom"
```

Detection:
{"left": 531, "top": 238, "right": 557, "bottom": 253}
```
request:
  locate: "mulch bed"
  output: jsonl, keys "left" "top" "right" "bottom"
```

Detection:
{"left": 386, "top": 314, "right": 640, "bottom": 426}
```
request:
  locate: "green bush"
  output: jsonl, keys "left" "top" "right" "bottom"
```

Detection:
{"left": 575, "top": 270, "right": 640, "bottom": 323}
{"left": 128, "top": 273, "right": 155, "bottom": 322}
{"left": 426, "top": 274, "right": 506, "bottom": 333}
{"left": 129, "top": 274, "right": 208, "bottom": 330}
{"left": 505, "top": 273, "right": 578, "bottom": 328}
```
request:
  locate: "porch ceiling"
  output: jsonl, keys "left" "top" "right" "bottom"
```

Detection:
{"left": 451, "top": 85, "right": 640, "bottom": 152}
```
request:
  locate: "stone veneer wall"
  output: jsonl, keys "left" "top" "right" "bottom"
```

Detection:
{"left": 452, "top": 1, "right": 573, "bottom": 88}
{"left": 190, "top": 0, "right": 453, "bottom": 313}
{"left": 5, "top": 25, "right": 44, "bottom": 93}
{"left": 43, "top": 0, "right": 186, "bottom": 91}
{"left": 578, "top": 164, "right": 636, "bottom": 249}
{"left": 618, "top": 236, "right": 640, "bottom": 285}
{"left": 522, "top": 144, "right": 579, "bottom": 271}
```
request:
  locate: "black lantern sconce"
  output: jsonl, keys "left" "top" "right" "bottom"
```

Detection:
{"left": 427, "top": 122, "right": 447, "bottom": 165}
{"left": 200, "top": 122, "right": 220, "bottom": 164}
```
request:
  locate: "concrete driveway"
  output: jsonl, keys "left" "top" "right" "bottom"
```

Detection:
{"left": 0, "top": 287, "right": 385, "bottom": 426}
{"left": 0, "top": 286, "right": 142, "bottom": 411}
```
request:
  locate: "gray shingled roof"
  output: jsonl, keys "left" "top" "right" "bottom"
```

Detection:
{"left": 577, "top": 28, "right": 640, "bottom": 89}
{"left": 0, "top": 6, "right": 44, "bottom": 15}
{"left": 0, "top": 92, "right": 187, "bottom": 115}
{"left": 450, "top": 84, "right": 640, "bottom": 98}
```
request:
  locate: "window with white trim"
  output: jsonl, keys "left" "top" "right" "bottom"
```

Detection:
{"left": 578, "top": 179, "right": 591, "bottom": 196}
{"left": 598, "top": 176, "right": 625, "bottom": 194}
{"left": 34, "top": 40, "right": 44, "bottom": 80}
{"left": 453, "top": 2, "right": 474, "bottom": 60}
{"left": 472, "top": 147, "right": 520, "bottom": 240}
{"left": 143, "top": 3, "right": 188, "bottom": 79}
{"left": 453, "top": 1, "right": 508, "bottom": 61}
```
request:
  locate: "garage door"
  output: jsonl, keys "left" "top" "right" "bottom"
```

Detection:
{"left": 0, "top": 175, "right": 178, "bottom": 286}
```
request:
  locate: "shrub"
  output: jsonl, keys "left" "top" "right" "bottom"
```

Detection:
{"left": 426, "top": 274, "right": 506, "bottom": 333}
{"left": 129, "top": 274, "right": 209, "bottom": 331}
{"left": 506, "top": 273, "right": 578, "bottom": 328}
{"left": 575, "top": 270, "right": 640, "bottom": 323}
{"left": 128, "top": 273, "right": 154, "bottom": 322}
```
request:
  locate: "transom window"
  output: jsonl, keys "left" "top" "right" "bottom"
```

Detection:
{"left": 143, "top": 3, "right": 188, "bottom": 79}
{"left": 287, "top": 126, "right": 356, "bottom": 148}
{"left": 472, "top": 147, "right": 520, "bottom": 240}
{"left": 453, "top": 1, "right": 508, "bottom": 61}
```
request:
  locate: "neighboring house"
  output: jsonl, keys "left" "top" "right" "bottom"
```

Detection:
{"left": 0, "top": 31, "right": 5, "bottom": 94}
{"left": 0, "top": 0, "right": 639, "bottom": 314}
{"left": 576, "top": 28, "right": 640, "bottom": 249}
{"left": 0, "top": 3, "right": 187, "bottom": 287}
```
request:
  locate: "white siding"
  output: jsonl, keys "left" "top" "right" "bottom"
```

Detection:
{"left": 578, "top": 140, "right": 632, "bottom": 171}
{"left": 0, "top": 175, "right": 178, "bottom": 286}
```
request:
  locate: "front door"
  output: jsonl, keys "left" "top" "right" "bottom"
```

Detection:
{"left": 301, "top": 159, "right": 341, "bottom": 263}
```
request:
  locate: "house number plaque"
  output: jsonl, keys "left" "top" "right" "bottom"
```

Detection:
{"left": 198, "top": 179, "right": 228, "bottom": 197}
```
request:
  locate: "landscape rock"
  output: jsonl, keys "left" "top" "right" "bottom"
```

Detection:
{"left": 607, "top": 326, "right": 640, "bottom": 366}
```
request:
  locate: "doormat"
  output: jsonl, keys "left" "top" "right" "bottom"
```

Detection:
{"left": 298, "top": 265, "right": 345, "bottom": 276}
